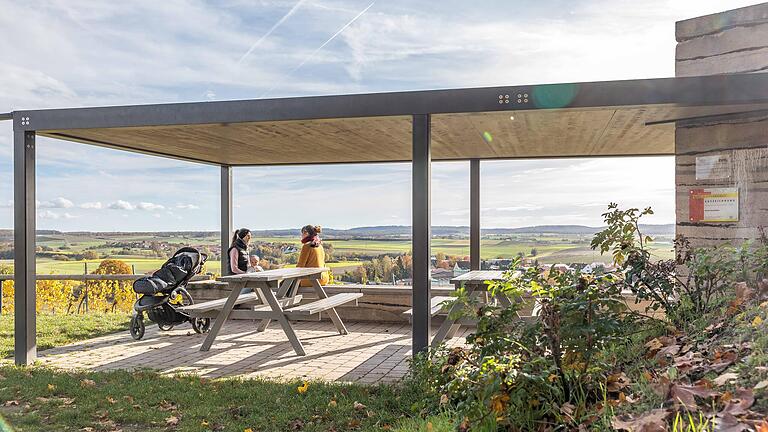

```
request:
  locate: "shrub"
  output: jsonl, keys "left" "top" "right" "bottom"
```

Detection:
{"left": 591, "top": 203, "right": 767, "bottom": 323}
{"left": 415, "top": 257, "right": 636, "bottom": 430}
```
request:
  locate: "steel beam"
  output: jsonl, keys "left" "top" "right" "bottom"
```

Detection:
{"left": 16, "top": 74, "right": 768, "bottom": 132}
{"left": 14, "top": 130, "right": 36, "bottom": 365}
{"left": 221, "top": 166, "right": 233, "bottom": 276}
{"left": 412, "top": 114, "right": 431, "bottom": 354}
{"left": 470, "top": 159, "right": 481, "bottom": 270}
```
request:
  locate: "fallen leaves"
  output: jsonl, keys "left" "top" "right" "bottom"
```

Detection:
{"left": 752, "top": 316, "right": 763, "bottom": 327}
{"left": 606, "top": 372, "right": 631, "bottom": 392}
{"left": 713, "top": 372, "right": 739, "bottom": 386}
{"left": 165, "top": 415, "right": 180, "bottom": 428}
{"left": 297, "top": 382, "right": 309, "bottom": 394}
{"left": 79, "top": 379, "right": 96, "bottom": 388}
{"left": 720, "top": 388, "right": 754, "bottom": 416}
{"left": 611, "top": 408, "right": 669, "bottom": 432}
{"left": 159, "top": 400, "right": 179, "bottom": 412}
{"left": 669, "top": 383, "right": 718, "bottom": 409}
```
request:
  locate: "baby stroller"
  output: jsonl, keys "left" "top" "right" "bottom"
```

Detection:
{"left": 129, "top": 247, "right": 211, "bottom": 340}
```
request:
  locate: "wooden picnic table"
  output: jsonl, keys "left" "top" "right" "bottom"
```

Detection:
{"left": 182, "top": 267, "right": 362, "bottom": 356}
{"left": 431, "top": 270, "right": 523, "bottom": 347}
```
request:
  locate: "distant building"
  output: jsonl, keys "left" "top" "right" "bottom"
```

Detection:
{"left": 453, "top": 262, "right": 469, "bottom": 277}
{"left": 431, "top": 268, "right": 454, "bottom": 285}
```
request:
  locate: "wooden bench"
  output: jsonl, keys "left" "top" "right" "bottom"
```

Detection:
{"left": 180, "top": 294, "right": 303, "bottom": 316}
{"left": 179, "top": 292, "right": 260, "bottom": 313}
{"left": 402, "top": 296, "right": 454, "bottom": 319}
{"left": 286, "top": 293, "right": 363, "bottom": 316}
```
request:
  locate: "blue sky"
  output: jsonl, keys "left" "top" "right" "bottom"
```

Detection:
{"left": 0, "top": 0, "right": 755, "bottom": 231}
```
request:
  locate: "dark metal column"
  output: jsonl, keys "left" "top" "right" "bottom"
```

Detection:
{"left": 412, "top": 114, "right": 431, "bottom": 354}
{"left": 470, "top": 159, "right": 481, "bottom": 270}
{"left": 220, "top": 165, "right": 233, "bottom": 276}
{"left": 14, "top": 130, "right": 36, "bottom": 365}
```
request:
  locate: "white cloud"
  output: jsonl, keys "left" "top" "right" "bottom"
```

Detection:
{"left": 107, "top": 200, "right": 135, "bottom": 210}
{"left": 38, "top": 197, "right": 74, "bottom": 208}
{"left": 136, "top": 202, "right": 165, "bottom": 211}
{"left": 175, "top": 204, "right": 200, "bottom": 210}
{"left": 79, "top": 202, "right": 103, "bottom": 209}
{"left": 38, "top": 210, "right": 59, "bottom": 219}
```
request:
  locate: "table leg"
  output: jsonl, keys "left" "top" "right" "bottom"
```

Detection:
{"left": 431, "top": 283, "right": 477, "bottom": 348}
{"left": 311, "top": 279, "right": 348, "bottom": 335}
{"left": 257, "top": 278, "right": 297, "bottom": 332}
{"left": 257, "top": 282, "right": 305, "bottom": 356}
{"left": 200, "top": 280, "right": 247, "bottom": 351}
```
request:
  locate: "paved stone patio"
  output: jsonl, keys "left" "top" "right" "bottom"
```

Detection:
{"left": 39, "top": 320, "right": 470, "bottom": 384}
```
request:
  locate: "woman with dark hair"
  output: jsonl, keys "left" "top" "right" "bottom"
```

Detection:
{"left": 297, "top": 225, "right": 330, "bottom": 287}
{"left": 228, "top": 228, "right": 252, "bottom": 275}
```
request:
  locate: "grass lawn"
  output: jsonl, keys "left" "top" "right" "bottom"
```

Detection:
{"left": 0, "top": 367, "right": 448, "bottom": 431}
{"left": 0, "top": 313, "right": 130, "bottom": 359}
{"left": 0, "top": 312, "right": 447, "bottom": 431}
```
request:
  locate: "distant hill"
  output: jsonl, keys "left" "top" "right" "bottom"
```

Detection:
{"left": 0, "top": 224, "right": 675, "bottom": 240}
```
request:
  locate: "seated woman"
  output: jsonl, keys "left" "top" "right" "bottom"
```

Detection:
{"left": 228, "top": 228, "right": 252, "bottom": 275}
{"left": 297, "top": 224, "right": 330, "bottom": 287}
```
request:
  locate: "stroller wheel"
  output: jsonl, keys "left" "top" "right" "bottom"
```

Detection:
{"left": 130, "top": 313, "right": 145, "bottom": 340}
{"left": 158, "top": 323, "right": 174, "bottom": 331}
{"left": 192, "top": 317, "right": 211, "bottom": 334}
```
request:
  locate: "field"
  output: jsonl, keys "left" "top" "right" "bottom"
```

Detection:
{"left": 0, "top": 232, "right": 676, "bottom": 275}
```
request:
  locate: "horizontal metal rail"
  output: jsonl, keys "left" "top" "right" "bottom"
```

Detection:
{"left": 0, "top": 274, "right": 212, "bottom": 282}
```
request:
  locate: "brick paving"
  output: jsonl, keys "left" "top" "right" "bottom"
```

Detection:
{"left": 39, "top": 320, "right": 470, "bottom": 384}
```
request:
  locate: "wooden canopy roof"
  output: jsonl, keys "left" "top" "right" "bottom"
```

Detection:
{"left": 13, "top": 73, "right": 768, "bottom": 165}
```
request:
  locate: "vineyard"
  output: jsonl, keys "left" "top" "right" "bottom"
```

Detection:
{"left": 0, "top": 260, "right": 136, "bottom": 314}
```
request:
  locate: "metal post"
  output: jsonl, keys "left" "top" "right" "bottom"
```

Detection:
{"left": 412, "top": 114, "right": 431, "bottom": 354}
{"left": 470, "top": 159, "right": 481, "bottom": 271}
{"left": 14, "top": 130, "right": 36, "bottom": 365}
{"left": 221, "top": 165, "right": 233, "bottom": 276}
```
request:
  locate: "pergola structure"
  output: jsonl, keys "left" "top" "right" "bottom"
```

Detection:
{"left": 6, "top": 73, "right": 768, "bottom": 365}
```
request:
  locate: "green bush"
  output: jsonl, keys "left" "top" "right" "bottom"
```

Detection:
{"left": 410, "top": 257, "right": 636, "bottom": 430}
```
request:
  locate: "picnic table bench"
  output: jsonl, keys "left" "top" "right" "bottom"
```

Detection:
{"left": 429, "top": 270, "right": 537, "bottom": 347}
{"left": 179, "top": 267, "right": 362, "bottom": 356}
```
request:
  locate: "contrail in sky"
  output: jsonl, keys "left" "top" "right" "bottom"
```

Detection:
{"left": 260, "top": 1, "right": 376, "bottom": 97}
{"left": 238, "top": 0, "right": 308, "bottom": 65}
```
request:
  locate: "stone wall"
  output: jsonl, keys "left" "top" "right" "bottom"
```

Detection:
{"left": 675, "top": 3, "right": 768, "bottom": 247}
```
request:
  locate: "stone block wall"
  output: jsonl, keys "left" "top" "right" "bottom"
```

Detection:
{"left": 675, "top": 3, "right": 768, "bottom": 247}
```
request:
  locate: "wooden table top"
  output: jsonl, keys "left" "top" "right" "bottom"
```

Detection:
{"left": 450, "top": 270, "right": 509, "bottom": 285}
{"left": 218, "top": 267, "right": 330, "bottom": 282}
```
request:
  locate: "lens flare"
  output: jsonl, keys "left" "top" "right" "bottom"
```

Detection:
{"left": 482, "top": 131, "right": 493, "bottom": 143}
{"left": 531, "top": 83, "right": 579, "bottom": 109}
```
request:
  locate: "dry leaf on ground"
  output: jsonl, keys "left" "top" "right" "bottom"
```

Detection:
{"left": 713, "top": 372, "right": 739, "bottom": 386}
{"left": 611, "top": 408, "right": 669, "bottom": 432}
{"left": 720, "top": 388, "right": 754, "bottom": 416}
{"left": 669, "top": 383, "right": 718, "bottom": 409}
{"left": 714, "top": 413, "right": 752, "bottom": 432}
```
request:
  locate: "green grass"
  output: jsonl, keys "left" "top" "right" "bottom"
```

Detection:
{"left": 0, "top": 367, "right": 426, "bottom": 431}
{"left": 0, "top": 313, "right": 130, "bottom": 359}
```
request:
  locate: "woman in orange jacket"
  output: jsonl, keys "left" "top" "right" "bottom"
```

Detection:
{"left": 297, "top": 224, "right": 330, "bottom": 287}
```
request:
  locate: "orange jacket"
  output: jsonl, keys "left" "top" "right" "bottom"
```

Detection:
{"left": 297, "top": 243, "right": 330, "bottom": 287}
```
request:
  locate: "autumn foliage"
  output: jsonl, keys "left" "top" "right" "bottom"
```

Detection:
{"left": 0, "top": 259, "right": 137, "bottom": 314}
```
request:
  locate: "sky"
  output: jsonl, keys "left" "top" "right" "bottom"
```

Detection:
{"left": 0, "top": 0, "right": 757, "bottom": 231}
